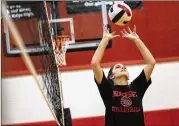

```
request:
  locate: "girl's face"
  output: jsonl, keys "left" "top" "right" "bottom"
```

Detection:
{"left": 112, "top": 64, "right": 129, "bottom": 80}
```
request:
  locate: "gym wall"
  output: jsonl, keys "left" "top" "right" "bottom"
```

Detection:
{"left": 1, "top": 1, "right": 179, "bottom": 126}
{"left": 2, "top": 1, "right": 179, "bottom": 77}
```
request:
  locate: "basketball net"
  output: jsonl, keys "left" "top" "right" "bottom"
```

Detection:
{"left": 54, "top": 35, "right": 69, "bottom": 66}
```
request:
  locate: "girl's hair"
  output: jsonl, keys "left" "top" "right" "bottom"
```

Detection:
{"left": 107, "top": 64, "right": 129, "bottom": 85}
{"left": 107, "top": 65, "right": 115, "bottom": 85}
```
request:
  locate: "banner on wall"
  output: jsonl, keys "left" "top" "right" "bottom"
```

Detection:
{"left": 6, "top": 1, "right": 42, "bottom": 19}
{"left": 66, "top": 1, "right": 143, "bottom": 14}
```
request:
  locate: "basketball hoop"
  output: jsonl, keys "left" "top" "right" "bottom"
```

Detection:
{"left": 54, "top": 35, "right": 70, "bottom": 66}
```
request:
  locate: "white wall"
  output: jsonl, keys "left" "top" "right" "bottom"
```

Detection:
{"left": 2, "top": 61, "right": 179, "bottom": 125}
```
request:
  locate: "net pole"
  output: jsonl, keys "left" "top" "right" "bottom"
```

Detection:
{"left": 43, "top": 1, "right": 65, "bottom": 126}
{"left": 1, "top": 2, "right": 61, "bottom": 126}
{"left": 101, "top": 1, "right": 108, "bottom": 26}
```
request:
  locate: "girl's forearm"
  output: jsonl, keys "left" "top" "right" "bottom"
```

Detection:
{"left": 91, "top": 38, "right": 109, "bottom": 65}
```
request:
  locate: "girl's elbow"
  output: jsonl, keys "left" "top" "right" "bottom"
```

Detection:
{"left": 91, "top": 60, "right": 99, "bottom": 67}
{"left": 152, "top": 59, "right": 156, "bottom": 65}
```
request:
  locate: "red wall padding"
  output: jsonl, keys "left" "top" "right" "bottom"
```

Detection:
{"left": 171, "top": 109, "right": 179, "bottom": 125}
{"left": 2, "top": 2, "right": 179, "bottom": 77}
{"left": 144, "top": 109, "right": 173, "bottom": 126}
{"left": 3, "top": 108, "right": 179, "bottom": 126}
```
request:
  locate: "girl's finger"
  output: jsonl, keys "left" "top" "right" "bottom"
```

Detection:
{"left": 121, "top": 31, "right": 125, "bottom": 36}
{"left": 123, "top": 29, "right": 128, "bottom": 34}
{"left": 113, "top": 35, "right": 120, "bottom": 38}
{"left": 127, "top": 27, "right": 132, "bottom": 33}
{"left": 133, "top": 25, "right": 136, "bottom": 33}
{"left": 111, "top": 31, "right": 116, "bottom": 35}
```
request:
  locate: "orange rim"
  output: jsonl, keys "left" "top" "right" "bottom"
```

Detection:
{"left": 54, "top": 35, "right": 70, "bottom": 50}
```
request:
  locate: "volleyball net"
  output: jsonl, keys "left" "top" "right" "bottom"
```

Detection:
{"left": 2, "top": 1, "right": 71, "bottom": 126}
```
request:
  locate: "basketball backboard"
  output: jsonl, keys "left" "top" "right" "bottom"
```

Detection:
{"left": 3, "top": 1, "right": 142, "bottom": 56}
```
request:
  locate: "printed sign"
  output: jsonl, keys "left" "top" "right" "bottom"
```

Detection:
{"left": 6, "top": 1, "right": 41, "bottom": 19}
{"left": 66, "top": 1, "right": 143, "bottom": 14}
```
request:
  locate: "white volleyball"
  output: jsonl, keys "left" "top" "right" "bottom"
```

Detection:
{"left": 108, "top": 2, "right": 132, "bottom": 26}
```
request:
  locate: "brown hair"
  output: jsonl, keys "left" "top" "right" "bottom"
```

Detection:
{"left": 107, "top": 65, "right": 115, "bottom": 85}
{"left": 107, "top": 64, "right": 129, "bottom": 85}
